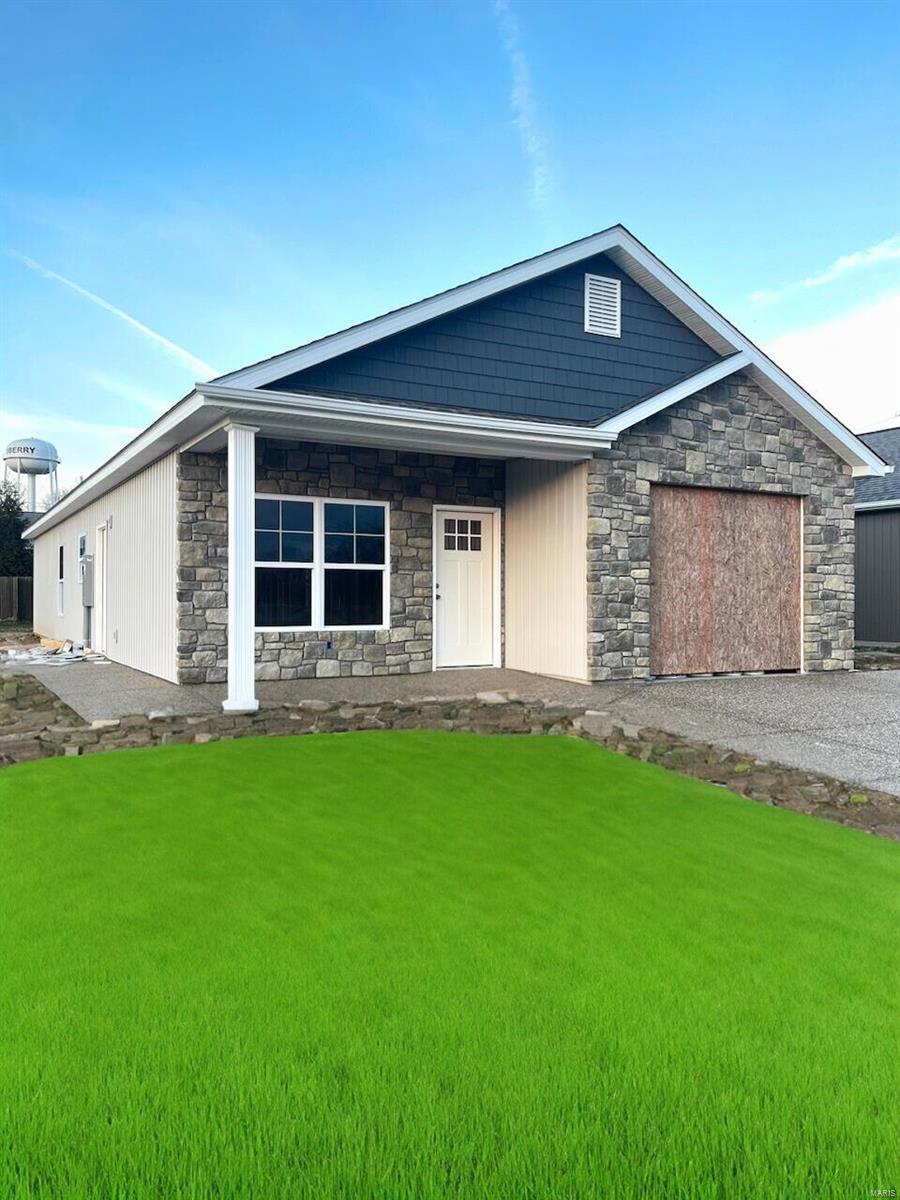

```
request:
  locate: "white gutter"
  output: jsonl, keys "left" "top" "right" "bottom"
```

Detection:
{"left": 855, "top": 497, "right": 900, "bottom": 510}
{"left": 22, "top": 393, "right": 207, "bottom": 539}
{"left": 22, "top": 359, "right": 889, "bottom": 542}
{"left": 196, "top": 383, "right": 617, "bottom": 455}
{"left": 22, "top": 385, "right": 616, "bottom": 540}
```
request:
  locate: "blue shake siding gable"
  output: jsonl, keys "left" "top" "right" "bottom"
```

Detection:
{"left": 270, "top": 253, "right": 721, "bottom": 424}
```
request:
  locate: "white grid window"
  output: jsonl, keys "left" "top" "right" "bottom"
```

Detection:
{"left": 254, "top": 496, "right": 390, "bottom": 631}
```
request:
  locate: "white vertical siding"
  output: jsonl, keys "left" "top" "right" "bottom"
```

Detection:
{"left": 505, "top": 459, "right": 588, "bottom": 682}
{"left": 31, "top": 453, "right": 178, "bottom": 682}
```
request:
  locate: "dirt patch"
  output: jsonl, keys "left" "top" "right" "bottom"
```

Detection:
{"left": 0, "top": 628, "right": 39, "bottom": 653}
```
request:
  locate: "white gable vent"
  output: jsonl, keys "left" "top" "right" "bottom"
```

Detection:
{"left": 584, "top": 273, "right": 621, "bottom": 337}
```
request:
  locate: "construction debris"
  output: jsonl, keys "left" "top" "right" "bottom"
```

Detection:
{"left": 5, "top": 641, "right": 110, "bottom": 668}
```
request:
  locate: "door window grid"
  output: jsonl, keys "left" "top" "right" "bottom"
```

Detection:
{"left": 443, "top": 517, "right": 482, "bottom": 552}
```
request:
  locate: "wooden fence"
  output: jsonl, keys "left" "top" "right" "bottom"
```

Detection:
{"left": 0, "top": 577, "right": 33, "bottom": 623}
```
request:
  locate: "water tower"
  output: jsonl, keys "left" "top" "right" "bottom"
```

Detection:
{"left": 3, "top": 438, "right": 60, "bottom": 514}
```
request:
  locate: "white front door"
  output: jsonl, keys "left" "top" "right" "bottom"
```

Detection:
{"left": 434, "top": 509, "right": 496, "bottom": 668}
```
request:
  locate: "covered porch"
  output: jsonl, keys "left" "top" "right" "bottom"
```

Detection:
{"left": 182, "top": 383, "right": 612, "bottom": 712}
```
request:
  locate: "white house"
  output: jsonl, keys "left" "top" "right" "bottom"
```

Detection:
{"left": 25, "top": 226, "right": 887, "bottom": 711}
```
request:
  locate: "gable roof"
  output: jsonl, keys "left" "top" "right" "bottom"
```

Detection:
{"left": 212, "top": 224, "right": 886, "bottom": 476}
{"left": 856, "top": 427, "right": 900, "bottom": 506}
{"left": 214, "top": 225, "right": 735, "bottom": 389}
{"left": 259, "top": 250, "right": 722, "bottom": 425}
{"left": 23, "top": 225, "right": 889, "bottom": 542}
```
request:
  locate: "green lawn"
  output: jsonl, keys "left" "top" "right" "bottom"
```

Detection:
{"left": 1, "top": 732, "right": 897, "bottom": 1199}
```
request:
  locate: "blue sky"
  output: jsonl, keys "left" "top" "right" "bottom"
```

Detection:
{"left": 2, "top": 0, "right": 899, "bottom": 492}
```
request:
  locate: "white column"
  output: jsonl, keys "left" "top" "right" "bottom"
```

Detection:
{"left": 223, "top": 422, "right": 260, "bottom": 713}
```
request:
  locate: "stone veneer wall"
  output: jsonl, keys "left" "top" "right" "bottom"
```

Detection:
{"left": 587, "top": 373, "right": 856, "bottom": 680}
{"left": 176, "top": 440, "right": 504, "bottom": 683}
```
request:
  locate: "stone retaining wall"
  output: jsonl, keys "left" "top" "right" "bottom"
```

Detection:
{"left": 587, "top": 373, "right": 856, "bottom": 680}
{"left": 1, "top": 670, "right": 896, "bottom": 839}
{"left": 0, "top": 672, "right": 82, "bottom": 764}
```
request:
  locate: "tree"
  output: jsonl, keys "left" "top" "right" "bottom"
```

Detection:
{"left": 40, "top": 485, "right": 71, "bottom": 513}
{"left": 0, "top": 481, "right": 34, "bottom": 576}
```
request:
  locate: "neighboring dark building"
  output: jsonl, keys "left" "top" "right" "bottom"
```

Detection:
{"left": 855, "top": 427, "right": 900, "bottom": 645}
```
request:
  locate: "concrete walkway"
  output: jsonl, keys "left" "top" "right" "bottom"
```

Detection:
{"left": 19, "top": 659, "right": 900, "bottom": 796}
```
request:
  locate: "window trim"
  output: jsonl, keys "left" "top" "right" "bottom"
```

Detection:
{"left": 254, "top": 494, "right": 390, "bottom": 632}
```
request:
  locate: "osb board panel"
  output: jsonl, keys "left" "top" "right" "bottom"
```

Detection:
{"left": 650, "top": 486, "right": 801, "bottom": 675}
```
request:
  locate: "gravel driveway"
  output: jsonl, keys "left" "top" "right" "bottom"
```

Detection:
{"left": 591, "top": 669, "right": 900, "bottom": 796}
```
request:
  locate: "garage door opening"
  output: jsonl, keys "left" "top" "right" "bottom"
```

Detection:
{"left": 650, "top": 485, "right": 802, "bottom": 677}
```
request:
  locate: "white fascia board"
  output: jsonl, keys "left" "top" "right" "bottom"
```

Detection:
{"left": 22, "top": 393, "right": 207, "bottom": 539}
{"left": 595, "top": 354, "right": 751, "bottom": 435}
{"left": 855, "top": 498, "right": 900, "bottom": 510}
{"left": 741, "top": 361, "right": 886, "bottom": 477}
{"left": 603, "top": 236, "right": 888, "bottom": 476}
{"left": 212, "top": 228, "right": 636, "bottom": 388}
{"left": 196, "top": 383, "right": 615, "bottom": 457}
{"left": 594, "top": 348, "right": 886, "bottom": 477}
{"left": 210, "top": 225, "right": 885, "bottom": 477}
{"left": 25, "top": 228, "right": 886, "bottom": 542}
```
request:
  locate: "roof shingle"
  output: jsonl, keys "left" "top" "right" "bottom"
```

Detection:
{"left": 856, "top": 427, "right": 900, "bottom": 505}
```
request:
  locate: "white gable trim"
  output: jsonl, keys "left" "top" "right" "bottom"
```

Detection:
{"left": 210, "top": 225, "right": 885, "bottom": 477}
{"left": 597, "top": 350, "right": 883, "bottom": 477}
{"left": 213, "top": 227, "right": 732, "bottom": 390}
{"left": 595, "top": 354, "right": 751, "bottom": 435}
{"left": 24, "top": 228, "right": 888, "bottom": 542}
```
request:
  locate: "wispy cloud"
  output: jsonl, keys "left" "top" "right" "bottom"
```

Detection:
{"left": 766, "top": 291, "right": 900, "bottom": 431}
{"left": 493, "top": 0, "right": 553, "bottom": 217}
{"left": 9, "top": 251, "right": 219, "bottom": 378}
{"left": 751, "top": 235, "right": 900, "bottom": 304}
{"left": 86, "top": 369, "right": 169, "bottom": 414}
{"left": 0, "top": 407, "right": 140, "bottom": 440}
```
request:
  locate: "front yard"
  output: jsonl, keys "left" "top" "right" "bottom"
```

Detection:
{"left": 1, "top": 731, "right": 897, "bottom": 1198}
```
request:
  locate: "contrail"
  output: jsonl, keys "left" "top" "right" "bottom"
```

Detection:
{"left": 493, "top": 0, "right": 553, "bottom": 217}
{"left": 10, "top": 251, "right": 219, "bottom": 378}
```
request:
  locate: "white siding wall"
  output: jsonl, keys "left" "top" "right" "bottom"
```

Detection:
{"left": 31, "top": 453, "right": 178, "bottom": 682}
{"left": 505, "top": 459, "right": 588, "bottom": 682}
